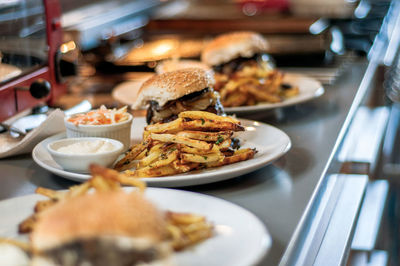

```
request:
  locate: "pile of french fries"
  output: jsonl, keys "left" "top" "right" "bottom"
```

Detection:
{"left": 18, "top": 164, "right": 213, "bottom": 251}
{"left": 214, "top": 65, "right": 299, "bottom": 107}
{"left": 114, "top": 111, "right": 256, "bottom": 177}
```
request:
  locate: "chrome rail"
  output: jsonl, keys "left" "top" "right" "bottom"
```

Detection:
{"left": 280, "top": 0, "right": 400, "bottom": 264}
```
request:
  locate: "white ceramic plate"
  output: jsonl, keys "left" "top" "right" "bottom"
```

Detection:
{"left": 112, "top": 73, "right": 154, "bottom": 106}
{"left": 33, "top": 117, "right": 291, "bottom": 187}
{"left": 0, "top": 188, "right": 271, "bottom": 266}
{"left": 224, "top": 73, "right": 324, "bottom": 114}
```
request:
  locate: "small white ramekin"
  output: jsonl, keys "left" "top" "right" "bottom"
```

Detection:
{"left": 64, "top": 113, "right": 133, "bottom": 150}
{"left": 47, "top": 137, "right": 124, "bottom": 173}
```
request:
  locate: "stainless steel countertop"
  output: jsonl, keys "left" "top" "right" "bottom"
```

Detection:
{"left": 0, "top": 59, "right": 368, "bottom": 265}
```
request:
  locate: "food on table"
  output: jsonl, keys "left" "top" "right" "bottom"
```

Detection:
{"left": 114, "top": 111, "right": 256, "bottom": 177}
{"left": 155, "top": 59, "right": 211, "bottom": 74}
{"left": 201, "top": 31, "right": 299, "bottom": 107}
{"left": 31, "top": 191, "right": 171, "bottom": 266}
{"left": 15, "top": 165, "right": 213, "bottom": 265}
{"left": 47, "top": 138, "right": 124, "bottom": 173}
{"left": 67, "top": 105, "right": 129, "bottom": 126}
{"left": 132, "top": 68, "right": 224, "bottom": 124}
{"left": 55, "top": 139, "right": 117, "bottom": 154}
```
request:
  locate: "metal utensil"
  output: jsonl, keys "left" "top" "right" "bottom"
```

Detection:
{"left": 2, "top": 100, "right": 92, "bottom": 138}
{"left": 0, "top": 122, "right": 27, "bottom": 137}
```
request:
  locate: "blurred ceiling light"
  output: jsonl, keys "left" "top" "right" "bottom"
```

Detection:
{"left": 153, "top": 42, "right": 175, "bottom": 56}
{"left": 60, "top": 41, "right": 76, "bottom": 54}
{"left": 242, "top": 3, "right": 258, "bottom": 16}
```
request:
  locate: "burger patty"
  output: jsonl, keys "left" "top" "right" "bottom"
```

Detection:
{"left": 41, "top": 237, "right": 163, "bottom": 266}
{"left": 213, "top": 53, "right": 271, "bottom": 76}
{"left": 147, "top": 87, "right": 225, "bottom": 124}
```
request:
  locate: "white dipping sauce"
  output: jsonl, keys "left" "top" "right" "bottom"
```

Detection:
{"left": 57, "top": 140, "right": 115, "bottom": 154}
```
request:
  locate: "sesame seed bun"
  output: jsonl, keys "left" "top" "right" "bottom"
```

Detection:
{"left": 31, "top": 191, "right": 166, "bottom": 252}
{"left": 201, "top": 31, "right": 269, "bottom": 66}
{"left": 132, "top": 68, "right": 215, "bottom": 109}
{"left": 155, "top": 59, "right": 211, "bottom": 74}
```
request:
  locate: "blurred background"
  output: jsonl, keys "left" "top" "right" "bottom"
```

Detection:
{"left": 0, "top": 0, "right": 391, "bottom": 110}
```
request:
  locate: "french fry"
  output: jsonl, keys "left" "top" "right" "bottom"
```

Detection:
{"left": 90, "top": 164, "right": 123, "bottom": 183}
{"left": 145, "top": 118, "right": 184, "bottom": 134}
{"left": 181, "top": 153, "right": 223, "bottom": 163}
{"left": 135, "top": 149, "right": 147, "bottom": 160}
{"left": 90, "top": 164, "right": 146, "bottom": 192}
{"left": 114, "top": 140, "right": 151, "bottom": 171}
{"left": 222, "top": 92, "right": 248, "bottom": 107}
{"left": 150, "top": 133, "right": 213, "bottom": 150}
{"left": 147, "top": 150, "right": 178, "bottom": 169}
{"left": 177, "top": 131, "right": 232, "bottom": 142}
{"left": 67, "top": 182, "right": 91, "bottom": 198}
{"left": 18, "top": 215, "right": 37, "bottom": 233}
{"left": 182, "top": 119, "right": 244, "bottom": 132}
{"left": 139, "top": 148, "right": 162, "bottom": 167}
{"left": 167, "top": 212, "right": 205, "bottom": 224}
{"left": 166, "top": 211, "right": 213, "bottom": 251}
{"left": 172, "top": 161, "right": 199, "bottom": 172}
{"left": 90, "top": 175, "right": 119, "bottom": 192}
{"left": 179, "top": 145, "right": 218, "bottom": 155}
{"left": 117, "top": 175, "right": 147, "bottom": 192}
{"left": 181, "top": 222, "right": 212, "bottom": 235}
{"left": 129, "top": 165, "right": 179, "bottom": 178}
{"left": 34, "top": 199, "right": 56, "bottom": 212}
{"left": 179, "top": 111, "right": 239, "bottom": 124}
{"left": 205, "top": 148, "right": 256, "bottom": 167}
{"left": 35, "top": 187, "right": 66, "bottom": 201}
{"left": 185, "top": 227, "right": 213, "bottom": 244}
{"left": 0, "top": 238, "right": 31, "bottom": 252}
{"left": 245, "top": 84, "right": 281, "bottom": 103}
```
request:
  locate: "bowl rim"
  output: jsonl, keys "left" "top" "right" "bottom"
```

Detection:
{"left": 64, "top": 112, "right": 133, "bottom": 128}
{"left": 47, "top": 137, "right": 124, "bottom": 158}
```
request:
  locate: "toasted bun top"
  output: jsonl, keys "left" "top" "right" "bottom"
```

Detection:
{"left": 31, "top": 191, "right": 166, "bottom": 251}
{"left": 155, "top": 59, "right": 211, "bottom": 74}
{"left": 201, "top": 31, "right": 269, "bottom": 66}
{"left": 132, "top": 68, "right": 214, "bottom": 109}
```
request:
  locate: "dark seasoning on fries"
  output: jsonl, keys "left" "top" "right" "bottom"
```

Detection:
{"left": 114, "top": 111, "right": 257, "bottom": 177}
{"left": 15, "top": 165, "right": 213, "bottom": 265}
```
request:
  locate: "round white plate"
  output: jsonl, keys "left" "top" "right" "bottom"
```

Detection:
{"left": 112, "top": 74, "right": 154, "bottom": 106}
{"left": 0, "top": 188, "right": 271, "bottom": 266}
{"left": 224, "top": 73, "right": 324, "bottom": 114}
{"left": 33, "top": 117, "right": 291, "bottom": 187}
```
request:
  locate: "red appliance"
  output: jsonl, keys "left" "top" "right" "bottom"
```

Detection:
{"left": 0, "top": 0, "right": 66, "bottom": 122}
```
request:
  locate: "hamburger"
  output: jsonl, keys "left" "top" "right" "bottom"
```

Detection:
{"left": 132, "top": 68, "right": 224, "bottom": 124}
{"left": 201, "top": 31, "right": 271, "bottom": 76}
{"left": 30, "top": 191, "right": 172, "bottom": 266}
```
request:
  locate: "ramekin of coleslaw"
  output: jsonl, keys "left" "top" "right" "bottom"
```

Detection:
{"left": 64, "top": 106, "right": 132, "bottom": 150}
